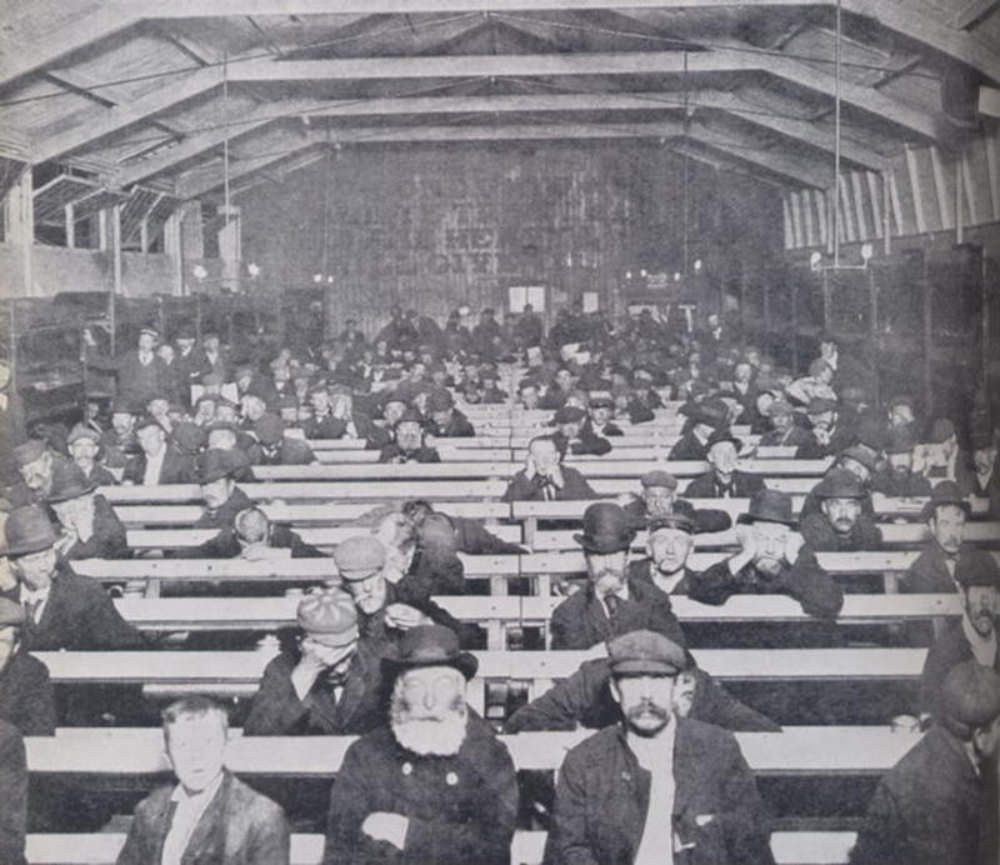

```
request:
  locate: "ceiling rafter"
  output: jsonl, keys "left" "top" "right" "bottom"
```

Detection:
{"left": 953, "top": 0, "right": 1000, "bottom": 29}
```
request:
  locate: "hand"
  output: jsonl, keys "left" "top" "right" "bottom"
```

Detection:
{"left": 362, "top": 812, "right": 409, "bottom": 850}
{"left": 384, "top": 603, "right": 430, "bottom": 631}
{"left": 546, "top": 465, "right": 564, "bottom": 489}
{"left": 290, "top": 644, "right": 330, "bottom": 699}
{"left": 734, "top": 523, "right": 757, "bottom": 557}
{"left": 783, "top": 531, "right": 805, "bottom": 564}
{"left": 524, "top": 454, "right": 537, "bottom": 479}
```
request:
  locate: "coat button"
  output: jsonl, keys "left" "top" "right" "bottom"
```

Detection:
{"left": 446, "top": 772, "right": 458, "bottom": 786}
{"left": 402, "top": 762, "right": 413, "bottom": 775}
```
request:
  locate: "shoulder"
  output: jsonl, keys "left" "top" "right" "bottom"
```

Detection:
{"left": 0, "top": 717, "right": 23, "bottom": 754}
{"left": 228, "top": 774, "right": 285, "bottom": 820}
{"left": 552, "top": 590, "right": 588, "bottom": 620}
{"left": 564, "top": 724, "right": 621, "bottom": 766}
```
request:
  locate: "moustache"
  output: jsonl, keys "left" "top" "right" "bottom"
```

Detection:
{"left": 627, "top": 701, "right": 670, "bottom": 721}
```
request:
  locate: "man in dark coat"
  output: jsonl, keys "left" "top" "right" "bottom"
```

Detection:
{"left": 623, "top": 469, "right": 732, "bottom": 535}
{"left": 626, "top": 512, "right": 701, "bottom": 598}
{"left": 549, "top": 503, "right": 687, "bottom": 651}
{"left": 873, "top": 429, "right": 933, "bottom": 498}
{"left": 402, "top": 500, "right": 525, "bottom": 555}
{"left": 799, "top": 468, "right": 884, "bottom": 552}
{"left": 797, "top": 397, "right": 854, "bottom": 459}
{"left": 378, "top": 410, "right": 441, "bottom": 464}
{"left": 196, "top": 506, "right": 324, "bottom": 561}
{"left": 2, "top": 505, "right": 147, "bottom": 651}
{"left": 501, "top": 435, "right": 597, "bottom": 502}
{"left": 759, "top": 399, "right": 813, "bottom": 449}
{"left": 46, "top": 459, "right": 130, "bottom": 560}
{"left": 245, "top": 589, "right": 384, "bottom": 736}
{"left": 193, "top": 450, "right": 256, "bottom": 531}
{"left": 5, "top": 440, "right": 77, "bottom": 507}
{"left": 122, "top": 415, "right": 196, "bottom": 485}
{"left": 586, "top": 394, "right": 624, "bottom": 438}
{"left": 323, "top": 625, "right": 517, "bottom": 865}
{"left": 961, "top": 427, "right": 1000, "bottom": 518}
{"left": 246, "top": 414, "right": 316, "bottom": 466}
{"left": 551, "top": 405, "right": 612, "bottom": 457}
{"left": 684, "top": 428, "right": 765, "bottom": 499}
{"left": 83, "top": 325, "right": 170, "bottom": 409}
{"left": 668, "top": 400, "right": 728, "bottom": 462}
{"left": 0, "top": 598, "right": 56, "bottom": 736}
{"left": 117, "top": 697, "right": 290, "bottom": 865}
{"left": 0, "top": 718, "right": 26, "bottom": 865}
{"left": 543, "top": 630, "right": 775, "bottom": 865}
{"left": 424, "top": 388, "right": 475, "bottom": 438}
{"left": 850, "top": 662, "right": 1000, "bottom": 865}
{"left": 514, "top": 302, "right": 544, "bottom": 349}
{"left": 921, "top": 568, "right": 1000, "bottom": 722}
{"left": 66, "top": 423, "right": 118, "bottom": 487}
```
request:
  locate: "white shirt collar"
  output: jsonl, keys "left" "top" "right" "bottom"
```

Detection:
{"left": 170, "top": 771, "right": 224, "bottom": 805}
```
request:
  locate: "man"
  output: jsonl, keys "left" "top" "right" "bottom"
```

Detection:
{"left": 0, "top": 598, "right": 56, "bottom": 736}
{"left": 515, "top": 302, "right": 544, "bottom": 349}
{"left": 539, "top": 366, "right": 575, "bottom": 410}
{"left": 338, "top": 318, "right": 367, "bottom": 353}
{"left": 2, "top": 504, "right": 146, "bottom": 651}
{"left": 921, "top": 417, "right": 967, "bottom": 484}
{"left": 785, "top": 358, "right": 837, "bottom": 407}
{"left": 502, "top": 435, "right": 597, "bottom": 502}
{"left": 552, "top": 405, "right": 612, "bottom": 456}
{"left": 902, "top": 481, "right": 1000, "bottom": 595}
{"left": 197, "top": 506, "right": 324, "bottom": 561}
{"left": 850, "top": 662, "right": 1000, "bottom": 865}
{"left": 669, "top": 400, "right": 728, "bottom": 461}
{"left": 622, "top": 469, "right": 731, "bottom": 534}
{"left": 544, "top": 630, "right": 775, "bottom": 865}
{"left": 46, "top": 459, "right": 130, "bottom": 560}
{"left": 402, "top": 500, "right": 526, "bottom": 556}
{"left": 797, "top": 397, "right": 852, "bottom": 459}
{"left": 234, "top": 363, "right": 279, "bottom": 408}
{"left": 517, "top": 379, "right": 542, "bottom": 410}
{"left": 958, "top": 427, "right": 1000, "bottom": 512}
{"left": 378, "top": 409, "right": 441, "bottom": 464}
{"left": 759, "top": 399, "right": 812, "bottom": 449}
{"left": 116, "top": 696, "right": 290, "bottom": 865}
{"left": 684, "top": 428, "right": 764, "bottom": 499}
{"left": 322, "top": 625, "right": 517, "bottom": 865}
{"left": 246, "top": 414, "right": 316, "bottom": 466}
{"left": 921, "top": 569, "right": 999, "bottom": 722}
{"left": 194, "top": 449, "right": 256, "bottom": 530}
{"left": 100, "top": 397, "right": 141, "bottom": 470}
{"left": 627, "top": 512, "right": 700, "bottom": 597}
{"left": 873, "top": 429, "right": 932, "bottom": 498}
{"left": 587, "top": 394, "right": 624, "bottom": 438}
{"left": 549, "top": 503, "right": 687, "bottom": 650}
{"left": 693, "top": 489, "right": 844, "bottom": 622}
{"left": 303, "top": 385, "right": 345, "bottom": 440}
{"left": 123, "top": 415, "right": 195, "bottom": 485}
{"left": 5, "top": 440, "right": 72, "bottom": 507}
{"left": 245, "top": 589, "right": 383, "bottom": 736}
{"left": 171, "top": 325, "right": 207, "bottom": 406}
{"left": 0, "top": 717, "right": 26, "bottom": 865}
{"left": 424, "top": 388, "right": 475, "bottom": 438}
{"left": 200, "top": 331, "right": 229, "bottom": 382}
{"left": 799, "top": 468, "right": 884, "bottom": 552}
{"left": 66, "top": 423, "right": 118, "bottom": 487}
{"left": 83, "top": 325, "right": 170, "bottom": 409}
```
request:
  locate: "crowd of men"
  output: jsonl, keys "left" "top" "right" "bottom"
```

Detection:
{"left": 0, "top": 299, "right": 998, "bottom": 865}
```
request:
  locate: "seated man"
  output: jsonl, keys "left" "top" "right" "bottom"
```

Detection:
{"left": 122, "top": 415, "right": 195, "bottom": 485}
{"left": 247, "top": 414, "right": 317, "bottom": 466}
{"left": 0, "top": 718, "right": 26, "bottom": 865}
{"left": 378, "top": 409, "right": 441, "bottom": 464}
{"left": 684, "top": 428, "right": 765, "bottom": 499}
{"left": 872, "top": 429, "right": 932, "bottom": 498}
{"left": 850, "top": 662, "right": 1000, "bottom": 865}
{"left": 245, "top": 589, "right": 383, "bottom": 736}
{"left": 0, "top": 598, "right": 56, "bottom": 736}
{"left": 668, "top": 400, "right": 728, "bottom": 461}
{"left": 402, "top": 500, "right": 526, "bottom": 555}
{"left": 46, "top": 460, "right": 130, "bottom": 560}
{"left": 197, "top": 506, "right": 324, "bottom": 560}
{"left": 501, "top": 435, "right": 597, "bottom": 502}
{"left": 116, "top": 696, "right": 289, "bottom": 865}
{"left": 797, "top": 397, "right": 853, "bottom": 459}
{"left": 303, "top": 385, "right": 347, "bottom": 440}
{"left": 549, "top": 503, "right": 687, "bottom": 650}
{"left": 627, "top": 512, "right": 700, "bottom": 597}
{"left": 758, "top": 398, "right": 812, "bottom": 448}
{"left": 66, "top": 423, "right": 117, "bottom": 487}
{"left": 785, "top": 358, "right": 837, "bottom": 407}
{"left": 694, "top": 489, "right": 844, "bottom": 622}
{"left": 1, "top": 505, "right": 146, "bottom": 651}
{"left": 920, "top": 417, "right": 967, "bottom": 485}
{"left": 799, "top": 468, "right": 884, "bottom": 552}
{"left": 193, "top": 449, "right": 256, "bottom": 530}
{"left": 544, "top": 631, "right": 775, "bottom": 865}
{"left": 622, "top": 469, "right": 731, "bottom": 534}
{"left": 552, "top": 405, "right": 612, "bottom": 457}
{"left": 6, "top": 440, "right": 75, "bottom": 507}
{"left": 921, "top": 569, "right": 999, "bottom": 723}
{"left": 959, "top": 426, "right": 999, "bottom": 513}
{"left": 799, "top": 445, "right": 878, "bottom": 520}
{"left": 323, "top": 625, "right": 517, "bottom": 865}
{"left": 585, "top": 393, "right": 624, "bottom": 437}
{"left": 424, "top": 388, "right": 475, "bottom": 438}
{"left": 100, "top": 397, "right": 141, "bottom": 470}
{"left": 517, "top": 379, "right": 542, "bottom": 410}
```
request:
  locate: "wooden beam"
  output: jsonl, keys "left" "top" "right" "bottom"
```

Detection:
{"left": 929, "top": 145, "right": 952, "bottom": 229}
{"left": 866, "top": 171, "right": 882, "bottom": 238}
{"left": 953, "top": 0, "right": 1000, "bottom": 29}
{"left": 838, "top": 174, "right": 857, "bottom": 242}
{"left": 906, "top": 146, "right": 928, "bottom": 234}
{"left": 851, "top": 171, "right": 869, "bottom": 239}
{"left": 815, "top": 189, "right": 828, "bottom": 245}
{"left": 888, "top": 167, "right": 904, "bottom": 235}
{"left": 961, "top": 151, "right": 978, "bottom": 225}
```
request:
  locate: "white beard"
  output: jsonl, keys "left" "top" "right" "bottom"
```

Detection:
{"left": 391, "top": 711, "right": 468, "bottom": 757}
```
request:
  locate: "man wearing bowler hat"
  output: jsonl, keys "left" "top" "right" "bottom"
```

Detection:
{"left": 543, "top": 630, "right": 774, "bottom": 865}
{"left": 549, "top": 502, "right": 688, "bottom": 651}
{"left": 798, "top": 396, "right": 852, "bottom": 460}
{"left": 851, "top": 661, "right": 1000, "bottom": 865}
{"left": 193, "top": 450, "right": 256, "bottom": 530}
{"left": 46, "top": 459, "right": 129, "bottom": 561}
{"left": 684, "top": 427, "right": 765, "bottom": 499}
{"left": 799, "top": 468, "right": 884, "bottom": 553}
{"left": 322, "top": 624, "right": 517, "bottom": 865}
{"left": 245, "top": 589, "right": 384, "bottom": 736}
{"left": 694, "top": 489, "right": 844, "bottom": 624}
{"left": 0, "top": 597, "right": 56, "bottom": 736}
{"left": 5, "top": 440, "right": 76, "bottom": 508}
{"left": 872, "top": 429, "right": 932, "bottom": 498}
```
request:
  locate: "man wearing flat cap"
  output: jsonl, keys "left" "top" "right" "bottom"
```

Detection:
{"left": 246, "top": 413, "right": 317, "bottom": 466}
{"left": 46, "top": 459, "right": 129, "bottom": 561}
{"left": 797, "top": 397, "right": 852, "bottom": 459}
{"left": 684, "top": 428, "right": 765, "bottom": 499}
{"left": 622, "top": 470, "right": 732, "bottom": 535}
{"left": 378, "top": 409, "right": 441, "bottom": 464}
{"left": 0, "top": 597, "right": 56, "bottom": 736}
{"left": 627, "top": 512, "right": 702, "bottom": 598}
{"left": 851, "top": 661, "right": 1000, "bottom": 865}
{"left": 66, "top": 423, "right": 118, "bottom": 488}
{"left": 552, "top": 405, "right": 613, "bottom": 457}
{"left": 799, "top": 468, "right": 884, "bottom": 553}
{"left": 424, "top": 388, "right": 475, "bottom": 438}
{"left": 544, "top": 630, "right": 775, "bottom": 865}
{"left": 872, "top": 429, "right": 932, "bottom": 498}
{"left": 586, "top": 393, "right": 624, "bottom": 438}
{"left": 502, "top": 435, "right": 597, "bottom": 503}
{"left": 193, "top": 450, "right": 256, "bottom": 530}
{"left": 759, "top": 399, "right": 812, "bottom": 449}
{"left": 246, "top": 589, "right": 384, "bottom": 736}
{"left": 694, "top": 489, "right": 844, "bottom": 629}
{"left": 122, "top": 414, "right": 196, "bottom": 486}
{"left": 5, "top": 439, "right": 76, "bottom": 508}
{"left": 323, "top": 624, "right": 517, "bottom": 865}
{"left": 83, "top": 325, "right": 170, "bottom": 409}
{"left": 549, "top": 502, "right": 688, "bottom": 651}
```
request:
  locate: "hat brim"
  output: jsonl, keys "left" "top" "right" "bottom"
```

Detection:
{"left": 610, "top": 660, "right": 682, "bottom": 676}
{"left": 47, "top": 482, "right": 97, "bottom": 503}
{"left": 708, "top": 436, "right": 743, "bottom": 452}
{"left": 923, "top": 499, "right": 972, "bottom": 520}
{"left": 7, "top": 536, "right": 58, "bottom": 557}
{"left": 382, "top": 652, "right": 479, "bottom": 681}
{"left": 736, "top": 513, "right": 798, "bottom": 529}
{"left": 574, "top": 531, "right": 636, "bottom": 553}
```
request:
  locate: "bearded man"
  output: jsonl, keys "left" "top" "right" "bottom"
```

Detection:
{"left": 322, "top": 625, "right": 517, "bottom": 865}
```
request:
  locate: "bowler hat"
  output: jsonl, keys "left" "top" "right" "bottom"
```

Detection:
{"left": 4, "top": 505, "right": 59, "bottom": 557}
{"left": 923, "top": 481, "right": 971, "bottom": 520}
{"left": 940, "top": 661, "right": 1000, "bottom": 735}
{"left": 333, "top": 536, "right": 386, "bottom": 579}
{"left": 196, "top": 449, "right": 243, "bottom": 484}
{"left": 607, "top": 630, "right": 686, "bottom": 676}
{"left": 46, "top": 460, "right": 97, "bottom": 503}
{"left": 648, "top": 512, "right": 696, "bottom": 535}
{"left": 13, "top": 440, "right": 46, "bottom": 468}
{"left": 253, "top": 413, "right": 285, "bottom": 446}
{"left": 705, "top": 427, "right": 742, "bottom": 452}
{"left": 111, "top": 396, "right": 138, "bottom": 415}
{"left": 813, "top": 468, "right": 866, "bottom": 500}
{"left": 394, "top": 408, "right": 425, "bottom": 429}
{"left": 737, "top": 489, "right": 798, "bottom": 527}
{"left": 134, "top": 415, "right": 164, "bottom": 433}
{"left": 554, "top": 406, "right": 587, "bottom": 425}
{"left": 640, "top": 470, "right": 678, "bottom": 490}
{"left": 297, "top": 590, "right": 359, "bottom": 648}
{"left": 426, "top": 389, "right": 454, "bottom": 413}
{"left": 382, "top": 624, "right": 478, "bottom": 680}
{"left": 971, "top": 427, "right": 996, "bottom": 452}
{"left": 574, "top": 502, "right": 636, "bottom": 554}
{"left": 0, "top": 598, "right": 25, "bottom": 627}
{"left": 680, "top": 399, "right": 728, "bottom": 427}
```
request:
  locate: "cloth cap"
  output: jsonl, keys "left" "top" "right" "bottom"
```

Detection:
{"left": 46, "top": 460, "right": 96, "bottom": 503}
{"left": 426, "top": 389, "right": 454, "bottom": 412}
{"left": 297, "top": 590, "right": 359, "bottom": 648}
{"left": 839, "top": 445, "right": 879, "bottom": 472}
{"left": 253, "top": 413, "right": 285, "bottom": 446}
{"left": 139, "top": 325, "right": 159, "bottom": 339}
{"left": 738, "top": 488, "right": 797, "bottom": 527}
{"left": 67, "top": 424, "right": 101, "bottom": 446}
{"left": 607, "top": 630, "right": 686, "bottom": 676}
{"left": 13, "top": 440, "right": 45, "bottom": 467}
{"left": 0, "top": 598, "right": 25, "bottom": 627}
{"left": 640, "top": 470, "right": 678, "bottom": 491}
{"left": 381, "top": 624, "right": 478, "bottom": 680}
{"left": 813, "top": 468, "right": 867, "bottom": 500}
{"left": 196, "top": 449, "right": 242, "bottom": 484}
{"left": 134, "top": 415, "right": 164, "bottom": 433}
{"left": 554, "top": 406, "right": 587, "bottom": 425}
{"left": 923, "top": 480, "right": 971, "bottom": 520}
{"left": 574, "top": 502, "right": 635, "bottom": 554}
{"left": 971, "top": 427, "right": 995, "bottom": 451}
{"left": 332, "top": 536, "right": 386, "bottom": 579}
{"left": 589, "top": 393, "right": 614, "bottom": 409}
{"left": 111, "top": 397, "right": 138, "bottom": 415}
{"left": 648, "top": 512, "right": 696, "bottom": 535}
{"left": 929, "top": 418, "right": 956, "bottom": 443}
{"left": 807, "top": 397, "right": 838, "bottom": 415}
{"left": 4, "top": 504, "right": 59, "bottom": 557}
{"left": 765, "top": 400, "right": 795, "bottom": 418}
{"left": 941, "top": 661, "right": 1000, "bottom": 733}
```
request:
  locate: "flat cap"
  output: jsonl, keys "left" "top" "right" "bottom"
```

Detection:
{"left": 13, "top": 440, "right": 46, "bottom": 467}
{"left": 813, "top": 468, "right": 866, "bottom": 499}
{"left": 253, "top": 413, "right": 285, "bottom": 446}
{"left": 648, "top": 512, "right": 696, "bottom": 535}
{"left": 297, "top": 590, "right": 359, "bottom": 647}
{"left": 394, "top": 408, "right": 425, "bottom": 428}
{"left": 134, "top": 415, "right": 164, "bottom": 433}
{"left": 426, "top": 388, "right": 454, "bottom": 412}
{"left": 640, "top": 470, "right": 679, "bottom": 490}
{"left": 332, "top": 535, "right": 386, "bottom": 579}
{"left": 941, "top": 661, "right": 1000, "bottom": 732}
{"left": 607, "top": 630, "right": 687, "bottom": 676}
{"left": 554, "top": 406, "right": 587, "bottom": 425}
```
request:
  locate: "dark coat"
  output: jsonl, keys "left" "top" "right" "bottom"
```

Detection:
{"left": 86, "top": 348, "right": 170, "bottom": 408}
{"left": 244, "top": 640, "right": 384, "bottom": 736}
{"left": 0, "top": 719, "right": 26, "bottom": 865}
{"left": 452, "top": 517, "right": 526, "bottom": 555}
{"left": 759, "top": 425, "right": 813, "bottom": 449}
{"left": 303, "top": 414, "right": 349, "bottom": 440}
{"left": 552, "top": 430, "right": 613, "bottom": 457}
{"left": 626, "top": 559, "right": 695, "bottom": 596}
{"left": 505, "top": 657, "right": 780, "bottom": 734}
{"left": 194, "top": 487, "right": 256, "bottom": 530}
{"left": 5, "top": 564, "right": 147, "bottom": 651}
{"left": 796, "top": 424, "right": 855, "bottom": 460}
{"left": 196, "top": 523, "right": 325, "bottom": 559}
{"left": 83, "top": 462, "right": 119, "bottom": 487}
{"left": 246, "top": 438, "right": 317, "bottom": 466}
{"left": 122, "top": 446, "right": 196, "bottom": 485}
{"left": 60, "top": 494, "right": 131, "bottom": 560}
{"left": 902, "top": 543, "right": 996, "bottom": 595}
{"left": 378, "top": 444, "right": 441, "bottom": 464}
{"left": 684, "top": 470, "right": 765, "bottom": 500}
{"left": 360, "top": 580, "right": 480, "bottom": 651}
{"left": 799, "top": 512, "right": 884, "bottom": 552}
{"left": 426, "top": 410, "right": 476, "bottom": 438}
{"left": 322, "top": 716, "right": 518, "bottom": 865}
{"left": 871, "top": 470, "right": 933, "bottom": 498}
{"left": 544, "top": 719, "right": 775, "bottom": 865}
{"left": 850, "top": 726, "right": 996, "bottom": 865}
{"left": 501, "top": 467, "right": 597, "bottom": 503}
{"left": 0, "top": 648, "right": 56, "bottom": 735}
{"left": 669, "top": 431, "right": 711, "bottom": 462}
{"left": 920, "top": 617, "right": 1000, "bottom": 721}
{"left": 623, "top": 498, "right": 732, "bottom": 535}
{"left": 116, "top": 771, "right": 290, "bottom": 865}
{"left": 549, "top": 577, "right": 687, "bottom": 651}
{"left": 405, "top": 547, "right": 466, "bottom": 596}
